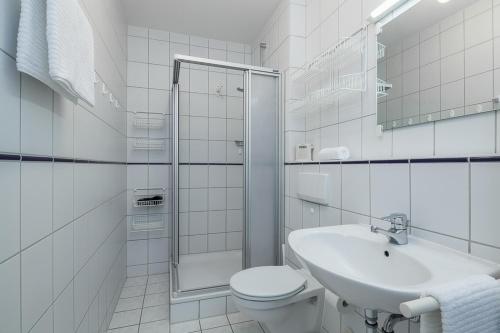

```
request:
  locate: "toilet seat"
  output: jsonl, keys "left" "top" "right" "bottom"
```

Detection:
{"left": 230, "top": 266, "right": 307, "bottom": 301}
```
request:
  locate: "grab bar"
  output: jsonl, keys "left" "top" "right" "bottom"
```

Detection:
{"left": 399, "top": 279, "right": 500, "bottom": 318}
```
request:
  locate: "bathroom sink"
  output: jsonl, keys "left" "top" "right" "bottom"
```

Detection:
{"left": 288, "top": 224, "right": 500, "bottom": 313}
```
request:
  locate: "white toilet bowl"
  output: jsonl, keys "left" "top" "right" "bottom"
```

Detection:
{"left": 230, "top": 265, "right": 325, "bottom": 333}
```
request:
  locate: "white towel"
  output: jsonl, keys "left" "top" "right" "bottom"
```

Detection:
{"left": 420, "top": 311, "right": 442, "bottom": 333}
{"left": 16, "top": 0, "right": 76, "bottom": 103}
{"left": 318, "top": 147, "right": 350, "bottom": 161}
{"left": 421, "top": 275, "right": 500, "bottom": 333}
{"left": 46, "top": 0, "right": 95, "bottom": 106}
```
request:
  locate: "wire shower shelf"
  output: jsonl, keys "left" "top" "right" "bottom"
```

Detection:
{"left": 133, "top": 113, "right": 166, "bottom": 129}
{"left": 376, "top": 78, "right": 392, "bottom": 98}
{"left": 132, "top": 214, "right": 166, "bottom": 231}
{"left": 133, "top": 138, "right": 166, "bottom": 151}
{"left": 133, "top": 188, "right": 166, "bottom": 207}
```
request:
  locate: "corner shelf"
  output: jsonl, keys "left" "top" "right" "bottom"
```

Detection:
{"left": 133, "top": 188, "right": 166, "bottom": 207}
{"left": 131, "top": 214, "right": 166, "bottom": 231}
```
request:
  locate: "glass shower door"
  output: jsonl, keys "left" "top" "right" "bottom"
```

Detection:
{"left": 244, "top": 71, "right": 281, "bottom": 268}
{"left": 173, "top": 66, "right": 246, "bottom": 292}
{"left": 171, "top": 55, "right": 282, "bottom": 297}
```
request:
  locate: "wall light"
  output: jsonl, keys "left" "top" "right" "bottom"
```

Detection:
{"left": 438, "top": 0, "right": 451, "bottom": 3}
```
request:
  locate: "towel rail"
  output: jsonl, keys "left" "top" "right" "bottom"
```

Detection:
{"left": 399, "top": 279, "right": 500, "bottom": 318}
{"left": 400, "top": 297, "right": 440, "bottom": 318}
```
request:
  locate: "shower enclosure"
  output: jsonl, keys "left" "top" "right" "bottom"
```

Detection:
{"left": 170, "top": 54, "right": 283, "bottom": 298}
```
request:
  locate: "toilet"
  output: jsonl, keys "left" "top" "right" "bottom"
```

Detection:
{"left": 229, "top": 265, "right": 325, "bottom": 333}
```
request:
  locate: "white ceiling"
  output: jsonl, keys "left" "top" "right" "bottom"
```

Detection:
{"left": 123, "top": 0, "right": 282, "bottom": 44}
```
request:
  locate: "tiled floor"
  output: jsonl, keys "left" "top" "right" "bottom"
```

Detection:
{"left": 108, "top": 274, "right": 170, "bottom": 333}
{"left": 170, "top": 312, "right": 265, "bottom": 333}
{"left": 108, "top": 274, "right": 265, "bottom": 333}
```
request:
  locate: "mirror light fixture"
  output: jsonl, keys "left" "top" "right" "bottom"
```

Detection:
{"left": 370, "top": 0, "right": 404, "bottom": 19}
{"left": 374, "top": 0, "right": 422, "bottom": 28}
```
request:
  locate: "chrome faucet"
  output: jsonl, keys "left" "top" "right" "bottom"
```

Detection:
{"left": 370, "top": 213, "right": 409, "bottom": 245}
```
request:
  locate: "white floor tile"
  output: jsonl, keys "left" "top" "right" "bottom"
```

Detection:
{"left": 146, "top": 281, "right": 169, "bottom": 295}
{"left": 125, "top": 276, "right": 148, "bottom": 287}
{"left": 139, "top": 319, "right": 170, "bottom": 333}
{"left": 148, "top": 273, "right": 169, "bottom": 284}
{"left": 144, "top": 292, "right": 169, "bottom": 307}
{"left": 121, "top": 285, "right": 147, "bottom": 298}
{"left": 115, "top": 296, "right": 144, "bottom": 312}
{"left": 204, "top": 325, "right": 232, "bottom": 333}
{"left": 108, "top": 325, "right": 139, "bottom": 333}
{"left": 200, "top": 315, "right": 229, "bottom": 330}
{"left": 170, "top": 320, "right": 201, "bottom": 333}
{"left": 227, "top": 312, "right": 252, "bottom": 325}
{"left": 141, "top": 304, "right": 169, "bottom": 323}
{"left": 109, "top": 310, "right": 142, "bottom": 329}
{"left": 231, "top": 321, "right": 264, "bottom": 333}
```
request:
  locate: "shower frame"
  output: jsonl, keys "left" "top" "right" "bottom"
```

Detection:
{"left": 170, "top": 54, "right": 284, "bottom": 298}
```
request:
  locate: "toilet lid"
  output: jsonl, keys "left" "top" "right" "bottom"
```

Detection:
{"left": 230, "top": 266, "right": 307, "bottom": 301}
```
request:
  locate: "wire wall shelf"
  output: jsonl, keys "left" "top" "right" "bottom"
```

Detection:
{"left": 133, "top": 138, "right": 166, "bottom": 151}
{"left": 132, "top": 214, "right": 166, "bottom": 231}
{"left": 290, "top": 28, "right": 368, "bottom": 114}
{"left": 376, "top": 78, "right": 392, "bottom": 98}
{"left": 133, "top": 188, "right": 166, "bottom": 207}
{"left": 133, "top": 113, "right": 166, "bottom": 129}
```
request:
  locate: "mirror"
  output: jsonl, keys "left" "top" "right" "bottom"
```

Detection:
{"left": 376, "top": 0, "right": 500, "bottom": 130}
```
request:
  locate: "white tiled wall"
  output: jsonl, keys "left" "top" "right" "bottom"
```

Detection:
{"left": 284, "top": 159, "right": 500, "bottom": 333}
{"left": 0, "top": 1, "right": 128, "bottom": 333}
{"left": 125, "top": 26, "right": 251, "bottom": 276}
{"left": 255, "top": 0, "right": 500, "bottom": 332}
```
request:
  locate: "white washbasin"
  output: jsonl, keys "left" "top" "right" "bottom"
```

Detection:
{"left": 288, "top": 224, "right": 500, "bottom": 313}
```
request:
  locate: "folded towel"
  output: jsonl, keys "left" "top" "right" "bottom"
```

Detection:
{"left": 46, "top": 0, "right": 95, "bottom": 106}
{"left": 318, "top": 147, "right": 350, "bottom": 161}
{"left": 16, "top": 0, "right": 76, "bottom": 103}
{"left": 421, "top": 275, "right": 500, "bottom": 333}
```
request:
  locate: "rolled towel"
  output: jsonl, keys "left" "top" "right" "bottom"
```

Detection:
{"left": 318, "top": 147, "right": 350, "bottom": 161}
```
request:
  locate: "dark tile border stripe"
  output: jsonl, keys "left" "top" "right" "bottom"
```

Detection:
{"left": 370, "top": 159, "right": 409, "bottom": 164}
{"left": 0, "top": 153, "right": 128, "bottom": 165}
{"left": 54, "top": 157, "right": 75, "bottom": 163}
{"left": 127, "top": 162, "right": 172, "bottom": 165}
{"left": 4, "top": 154, "right": 500, "bottom": 165}
{"left": 0, "top": 154, "right": 21, "bottom": 161}
{"left": 179, "top": 162, "right": 244, "bottom": 166}
{"left": 22, "top": 155, "right": 53, "bottom": 162}
{"left": 470, "top": 156, "right": 500, "bottom": 163}
{"left": 409, "top": 157, "right": 468, "bottom": 163}
{"left": 341, "top": 160, "right": 369, "bottom": 165}
{"left": 317, "top": 161, "right": 341, "bottom": 165}
{"left": 285, "top": 156, "right": 478, "bottom": 165}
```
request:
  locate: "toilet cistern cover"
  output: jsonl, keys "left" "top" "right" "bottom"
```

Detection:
{"left": 230, "top": 266, "right": 307, "bottom": 300}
